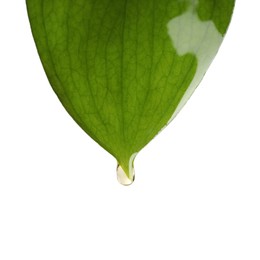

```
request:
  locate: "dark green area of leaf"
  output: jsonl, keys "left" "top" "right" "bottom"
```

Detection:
{"left": 197, "top": 0, "right": 235, "bottom": 35}
{"left": 26, "top": 0, "right": 235, "bottom": 175}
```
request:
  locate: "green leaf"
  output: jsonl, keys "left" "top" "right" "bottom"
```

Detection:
{"left": 26, "top": 0, "right": 235, "bottom": 184}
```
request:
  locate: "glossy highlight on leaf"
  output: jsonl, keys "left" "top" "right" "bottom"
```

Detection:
{"left": 26, "top": 0, "right": 235, "bottom": 184}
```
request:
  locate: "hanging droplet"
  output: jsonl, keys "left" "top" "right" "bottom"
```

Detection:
{"left": 116, "top": 164, "right": 135, "bottom": 186}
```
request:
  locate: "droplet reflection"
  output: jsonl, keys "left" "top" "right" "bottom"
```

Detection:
{"left": 116, "top": 164, "right": 135, "bottom": 186}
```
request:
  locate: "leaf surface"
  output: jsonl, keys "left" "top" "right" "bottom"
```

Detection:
{"left": 26, "top": 0, "right": 235, "bottom": 181}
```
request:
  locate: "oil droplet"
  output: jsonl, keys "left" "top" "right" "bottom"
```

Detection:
{"left": 116, "top": 164, "right": 135, "bottom": 186}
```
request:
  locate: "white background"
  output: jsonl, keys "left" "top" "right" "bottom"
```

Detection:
{"left": 0, "top": 1, "right": 260, "bottom": 259}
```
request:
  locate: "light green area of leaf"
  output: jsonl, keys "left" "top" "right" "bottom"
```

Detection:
{"left": 26, "top": 0, "right": 235, "bottom": 177}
